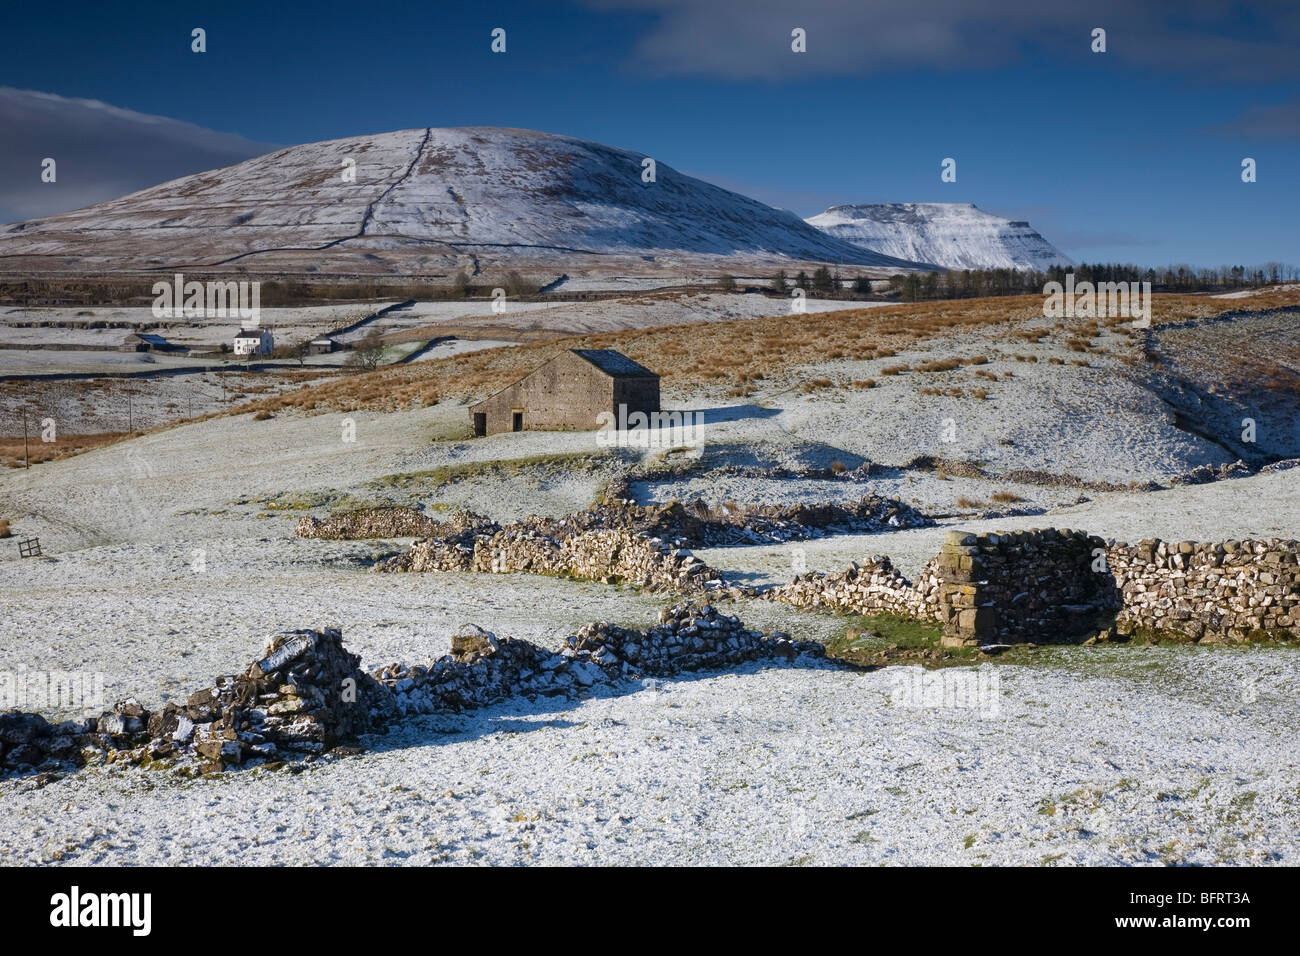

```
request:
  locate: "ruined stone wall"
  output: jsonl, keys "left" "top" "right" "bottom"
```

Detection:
{"left": 1, "top": 604, "right": 820, "bottom": 777}
{"left": 376, "top": 604, "right": 819, "bottom": 719}
{"left": 299, "top": 496, "right": 928, "bottom": 547}
{"left": 378, "top": 526, "right": 727, "bottom": 593}
{"left": 295, "top": 507, "right": 443, "bottom": 540}
{"left": 392, "top": 533, "right": 476, "bottom": 572}
{"left": 764, "top": 555, "right": 943, "bottom": 622}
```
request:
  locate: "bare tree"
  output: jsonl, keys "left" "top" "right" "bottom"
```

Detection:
{"left": 346, "top": 330, "right": 386, "bottom": 372}
{"left": 271, "top": 340, "right": 310, "bottom": 366}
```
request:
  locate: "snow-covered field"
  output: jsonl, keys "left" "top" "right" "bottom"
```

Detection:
{"left": 2, "top": 305, "right": 1298, "bottom": 866}
{"left": 407, "top": 338, "right": 519, "bottom": 361}
{"left": 4, "top": 648, "right": 1298, "bottom": 866}
{"left": 0, "top": 348, "right": 210, "bottom": 375}
{"left": 0, "top": 371, "right": 316, "bottom": 436}
{"left": 1, "top": 292, "right": 888, "bottom": 382}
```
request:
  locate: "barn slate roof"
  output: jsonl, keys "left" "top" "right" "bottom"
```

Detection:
{"left": 124, "top": 332, "right": 169, "bottom": 346}
{"left": 570, "top": 349, "right": 657, "bottom": 378}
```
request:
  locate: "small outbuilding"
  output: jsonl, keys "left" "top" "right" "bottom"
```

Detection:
{"left": 469, "top": 348, "right": 660, "bottom": 437}
{"left": 307, "top": 337, "right": 340, "bottom": 355}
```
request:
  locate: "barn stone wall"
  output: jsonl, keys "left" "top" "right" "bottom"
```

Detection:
{"left": 612, "top": 376, "right": 660, "bottom": 418}
{"left": 470, "top": 351, "right": 658, "bottom": 435}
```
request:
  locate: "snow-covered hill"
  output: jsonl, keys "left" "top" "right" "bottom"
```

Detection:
{"left": 0, "top": 127, "right": 925, "bottom": 275}
{"left": 806, "top": 202, "right": 1072, "bottom": 271}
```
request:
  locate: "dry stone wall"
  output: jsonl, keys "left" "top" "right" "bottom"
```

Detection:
{"left": 371, "top": 507, "right": 1300, "bottom": 647}
{"left": 364, "top": 495, "right": 928, "bottom": 593}
{"left": 768, "top": 529, "right": 1300, "bottom": 647}
{"left": 1106, "top": 538, "right": 1300, "bottom": 643}
{"left": 391, "top": 532, "right": 476, "bottom": 572}
{"left": 933, "top": 529, "right": 1117, "bottom": 646}
{"left": 479, "top": 529, "right": 720, "bottom": 590}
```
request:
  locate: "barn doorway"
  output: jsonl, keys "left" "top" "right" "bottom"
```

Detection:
{"left": 472, "top": 412, "right": 486, "bottom": 437}
{"left": 511, "top": 411, "right": 523, "bottom": 432}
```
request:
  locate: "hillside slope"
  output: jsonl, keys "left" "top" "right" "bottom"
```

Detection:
{"left": 0, "top": 127, "right": 926, "bottom": 276}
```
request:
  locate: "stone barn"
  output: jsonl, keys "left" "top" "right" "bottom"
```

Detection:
{"left": 119, "top": 332, "right": 183, "bottom": 353}
{"left": 469, "top": 348, "right": 660, "bottom": 437}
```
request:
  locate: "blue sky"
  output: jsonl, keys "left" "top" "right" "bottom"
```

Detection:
{"left": 1, "top": 0, "right": 1296, "bottom": 266}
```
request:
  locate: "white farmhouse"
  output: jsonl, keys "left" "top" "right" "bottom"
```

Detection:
{"left": 233, "top": 327, "right": 274, "bottom": 356}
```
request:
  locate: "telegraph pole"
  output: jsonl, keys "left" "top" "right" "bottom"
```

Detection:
{"left": 22, "top": 406, "right": 29, "bottom": 469}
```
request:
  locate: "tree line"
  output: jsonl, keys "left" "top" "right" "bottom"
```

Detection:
{"left": 884, "top": 262, "right": 1298, "bottom": 302}
{"left": 754, "top": 261, "right": 1297, "bottom": 303}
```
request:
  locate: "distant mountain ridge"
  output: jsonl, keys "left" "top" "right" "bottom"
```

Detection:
{"left": 806, "top": 202, "right": 1072, "bottom": 271}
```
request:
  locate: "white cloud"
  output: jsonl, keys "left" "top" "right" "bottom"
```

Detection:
{"left": 1212, "top": 97, "right": 1300, "bottom": 140}
{"left": 0, "top": 87, "right": 276, "bottom": 223}
{"left": 581, "top": 0, "right": 1300, "bottom": 82}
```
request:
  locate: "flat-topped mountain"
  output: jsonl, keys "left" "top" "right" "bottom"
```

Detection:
{"left": 806, "top": 202, "right": 1072, "bottom": 271}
